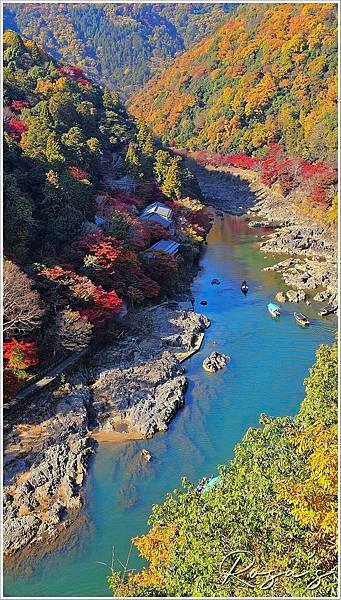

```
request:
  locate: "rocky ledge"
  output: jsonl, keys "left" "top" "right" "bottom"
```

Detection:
{"left": 3, "top": 380, "right": 95, "bottom": 557}
{"left": 89, "top": 305, "right": 210, "bottom": 438}
{"left": 3, "top": 304, "right": 209, "bottom": 557}
{"left": 265, "top": 257, "right": 337, "bottom": 307}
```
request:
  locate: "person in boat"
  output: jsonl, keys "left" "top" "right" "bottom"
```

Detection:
{"left": 241, "top": 280, "right": 248, "bottom": 295}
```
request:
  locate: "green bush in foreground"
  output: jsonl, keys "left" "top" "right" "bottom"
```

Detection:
{"left": 109, "top": 343, "right": 338, "bottom": 597}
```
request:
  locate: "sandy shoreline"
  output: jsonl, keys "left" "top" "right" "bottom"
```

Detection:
{"left": 91, "top": 429, "right": 143, "bottom": 442}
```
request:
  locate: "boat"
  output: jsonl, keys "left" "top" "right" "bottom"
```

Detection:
{"left": 196, "top": 476, "right": 221, "bottom": 494}
{"left": 202, "top": 476, "right": 221, "bottom": 493}
{"left": 319, "top": 304, "right": 337, "bottom": 317}
{"left": 294, "top": 312, "right": 310, "bottom": 327}
{"left": 241, "top": 280, "right": 248, "bottom": 295}
{"left": 268, "top": 302, "right": 280, "bottom": 317}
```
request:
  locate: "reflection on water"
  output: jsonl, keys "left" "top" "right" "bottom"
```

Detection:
{"left": 4, "top": 215, "right": 336, "bottom": 598}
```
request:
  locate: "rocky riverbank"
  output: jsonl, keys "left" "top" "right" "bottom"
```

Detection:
{"left": 3, "top": 302, "right": 209, "bottom": 558}
{"left": 190, "top": 159, "right": 337, "bottom": 308}
{"left": 244, "top": 171, "right": 338, "bottom": 307}
{"left": 89, "top": 304, "right": 210, "bottom": 439}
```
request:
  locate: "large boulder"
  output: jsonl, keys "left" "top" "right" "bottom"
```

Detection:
{"left": 275, "top": 291, "right": 287, "bottom": 303}
{"left": 286, "top": 289, "right": 306, "bottom": 303}
{"left": 203, "top": 352, "right": 230, "bottom": 373}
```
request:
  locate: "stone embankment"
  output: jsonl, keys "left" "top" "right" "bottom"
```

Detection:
{"left": 3, "top": 303, "right": 209, "bottom": 557}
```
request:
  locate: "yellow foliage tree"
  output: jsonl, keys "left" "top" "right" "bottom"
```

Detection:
{"left": 277, "top": 422, "right": 338, "bottom": 548}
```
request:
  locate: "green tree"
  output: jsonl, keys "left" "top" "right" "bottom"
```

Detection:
{"left": 125, "top": 142, "right": 142, "bottom": 177}
{"left": 296, "top": 343, "right": 338, "bottom": 427}
{"left": 3, "top": 173, "right": 34, "bottom": 261}
{"left": 48, "top": 90, "right": 77, "bottom": 125}
{"left": 45, "top": 132, "right": 65, "bottom": 163}
{"left": 20, "top": 103, "right": 54, "bottom": 159}
{"left": 137, "top": 119, "right": 154, "bottom": 156}
{"left": 61, "top": 126, "right": 86, "bottom": 159}
{"left": 162, "top": 156, "right": 182, "bottom": 198}
{"left": 154, "top": 149, "right": 171, "bottom": 183}
{"left": 110, "top": 211, "right": 130, "bottom": 245}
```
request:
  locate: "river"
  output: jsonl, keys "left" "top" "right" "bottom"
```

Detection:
{"left": 4, "top": 214, "right": 336, "bottom": 598}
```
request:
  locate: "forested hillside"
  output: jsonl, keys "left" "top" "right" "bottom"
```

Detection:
{"left": 131, "top": 3, "right": 337, "bottom": 164}
{"left": 131, "top": 2, "right": 338, "bottom": 222}
{"left": 3, "top": 30, "right": 211, "bottom": 398}
{"left": 109, "top": 341, "right": 338, "bottom": 597}
{"left": 3, "top": 2, "right": 234, "bottom": 98}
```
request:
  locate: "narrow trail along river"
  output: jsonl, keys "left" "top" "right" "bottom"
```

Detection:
{"left": 5, "top": 214, "right": 336, "bottom": 598}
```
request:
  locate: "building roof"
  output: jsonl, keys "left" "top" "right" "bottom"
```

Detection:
{"left": 147, "top": 240, "right": 180, "bottom": 255}
{"left": 141, "top": 202, "right": 173, "bottom": 220}
{"left": 95, "top": 215, "right": 106, "bottom": 226}
{"left": 142, "top": 213, "right": 173, "bottom": 228}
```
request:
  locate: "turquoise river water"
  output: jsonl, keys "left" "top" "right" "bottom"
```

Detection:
{"left": 4, "top": 214, "right": 336, "bottom": 598}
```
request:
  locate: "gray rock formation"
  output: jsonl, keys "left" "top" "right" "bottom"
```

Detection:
{"left": 3, "top": 385, "right": 95, "bottom": 557}
{"left": 286, "top": 289, "right": 306, "bottom": 303}
{"left": 203, "top": 352, "right": 229, "bottom": 373}
{"left": 89, "top": 306, "right": 210, "bottom": 437}
{"left": 129, "top": 376, "right": 188, "bottom": 438}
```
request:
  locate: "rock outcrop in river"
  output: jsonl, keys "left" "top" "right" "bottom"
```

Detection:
{"left": 203, "top": 352, "right": 229, "bottom": 373}
{"left": 3, "top": 304, "right": 209, "bottom": 557}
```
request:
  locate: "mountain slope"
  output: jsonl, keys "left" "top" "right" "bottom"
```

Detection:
{"left": 3, "top": 2, "right": 234, "bottom": 98}
{"left": 3, "top": 29, "right": 211, "bottom": 392}
{"left": 130, "top": 2, "right": 337, "bottom": 165}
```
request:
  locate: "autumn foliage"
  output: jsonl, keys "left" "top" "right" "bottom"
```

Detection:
{"left": 3, "top": 29, "right": 210, "bottom": 399}
{"left": 131, "top": 3, "right": 337, "bottom": 170}
{"left": 7, "top": 118, "right": 28, "bottom": 139}
{"left": 3, "top": 338, "right": 38, "bottom": 379}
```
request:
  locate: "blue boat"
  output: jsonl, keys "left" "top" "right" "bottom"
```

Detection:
{"left": 202, "top": 476, "right": 221, "bottom": 494}
{"left": 268, "top": 302, "right": 280, "bottom": 318}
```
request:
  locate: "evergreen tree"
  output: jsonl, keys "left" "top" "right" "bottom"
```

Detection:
{"left": 21, "top": 101, "right": 54, "bottom": 159}
{"left": 137, "top": 119, "right": 154, "bottom": 156}
{"left": 3, "top": 173, "right": 34, "bottom": 261}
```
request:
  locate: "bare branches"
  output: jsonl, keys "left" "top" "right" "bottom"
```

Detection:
{"left": 3, "top": 260, "right": 44, "bottom": 336}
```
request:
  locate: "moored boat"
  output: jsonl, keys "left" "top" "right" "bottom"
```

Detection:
{"left": 202, "top": 476, "right": 221, "bottom": 493}
{"left": 294, "top": 312, "right": 310, "bottom": 327}
{"left": 268, "top": 302, "right": 280, "bottom": 317}
{"left": 319, "top": 304, "right": 337, "bottom": 317}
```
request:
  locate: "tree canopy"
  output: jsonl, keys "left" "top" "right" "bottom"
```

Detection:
{"left": 109, "top": 342, "right": 338, "bottom": 598}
